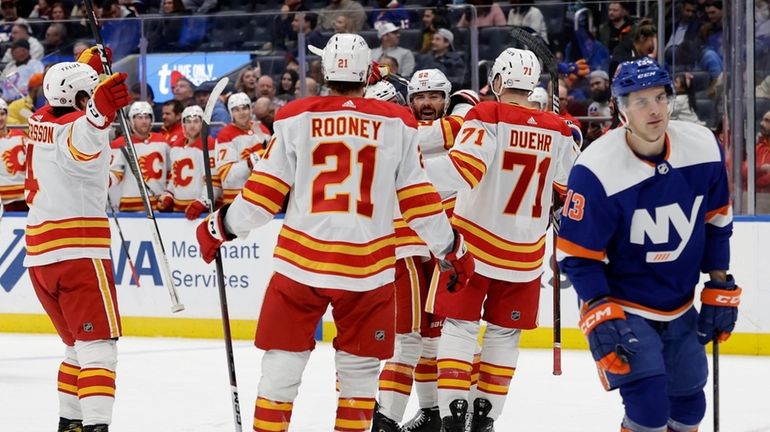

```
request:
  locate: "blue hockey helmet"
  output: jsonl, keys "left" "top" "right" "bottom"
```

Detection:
{"left": 611, "top": 57, "right": 673, "bottom": 99}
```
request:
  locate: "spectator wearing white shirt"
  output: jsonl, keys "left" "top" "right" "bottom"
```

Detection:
{"left": 507, "top": 0, "right": 548, "bottom": 43}
{"left": 2, "top": 21, "right": 44, "bottom": 63}
{"left": 1, "top": 39, "right": 44, "bottom": 101}
{"left": 371, "top": 22, "right": 415, "bottom": 77}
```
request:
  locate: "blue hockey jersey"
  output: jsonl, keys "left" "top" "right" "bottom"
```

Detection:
{"left": 556, "top": 120, "right": 732, "bottom": 321}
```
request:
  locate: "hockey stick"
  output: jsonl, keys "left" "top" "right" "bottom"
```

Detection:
{"left": 201, "top": 77, "right": 242, "bottom": 432}
{"left": 509, "top": 27, "right": 563, "bottom": 375}
{"left": 713, "top": 336, "right": 720, "bottom": 431}
{"left": 107, "top": 195, "right": 141, "bottom": 287}
{"left": 82, "top": 0, "right": 183, "bottom": 313}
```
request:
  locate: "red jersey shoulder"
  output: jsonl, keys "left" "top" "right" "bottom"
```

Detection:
{"left": 536, "top": 111, "right": 572, "bottom": 136}
{"left": 110, "top": 135, "right": 126, "bottom": 149}
{"left": 149, "top": 132, "right": 167, "bottom": 143}
{"left": 257, "top": 122, "right": 270, "bottom": 135}
{"left": 276, "top": 95, "right": 418, "bottom": 128}
{"left": 8, "top": 128, "right": 27, "bottom": 138}
{"left": 217, "top": 124, "right": 247, "bottom": 142}
{"left": 30, "top": 105, "right": 84, "bottom": 125}
{"left": 466, "top": 101, "right": 499, "bottom": 123}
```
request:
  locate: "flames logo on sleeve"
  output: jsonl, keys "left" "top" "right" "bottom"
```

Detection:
{"left": 171, "top": 158, "right": 194, "bottom": 187}
{"left": 2, "top": 144, "right": 25, "bottom": 175}
{"left": 138, "top": 152, "right": 164, "bottom": 181}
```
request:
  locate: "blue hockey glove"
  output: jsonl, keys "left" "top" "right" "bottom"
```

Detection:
{"left": 697, "top": 275, "right": 741, "bottom": 345}
{"left": 579, "top": 298, "right": 639, "bottom": 375}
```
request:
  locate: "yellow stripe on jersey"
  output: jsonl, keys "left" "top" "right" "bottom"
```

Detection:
{"left": 452, "top": 217, "right": 545, "bottom": 253}
{"left": 279, "top": 228, "right": 393, "bottom": 256}
{"left": 26, "top": 219, "right": 110, "bottom": 236}
{"left": 274, "top": 247, "right": 395, "bottom": 276}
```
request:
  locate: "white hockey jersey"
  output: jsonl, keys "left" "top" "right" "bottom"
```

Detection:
{"left": 215, "top": 121, "right": 270, "bottom": 204}
{"left": 166, "top": 136, "right": 220, "bottom": 211}
{"left": 224, "top": 95, "right": 455, "bottom": 292}
{"left": 109, "top": 133, "right": 170, "bottom": 211}
{"left": 24, "top": 106, "right": 113, "bottom": 267}
{"left": 425, "top": 101, "right": 578, "bottom": 282}
{"left": 0, "top": 128, "right": 26, "bottom": 205}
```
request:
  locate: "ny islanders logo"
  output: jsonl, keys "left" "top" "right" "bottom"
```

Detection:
{"left": 0, "top": 229, "right": 26, "bottom": 292}
{"left": 630, "top": 195, "right": 703, "bottom": 263}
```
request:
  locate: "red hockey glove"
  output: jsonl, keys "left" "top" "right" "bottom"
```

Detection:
{"left": 89, "top": 72, "right": 130, "bottom": 126}
{"left": 156, "top": 193, "right": 174, "bottom": 212}
{"left": 438, "top": 230, "right": 474, "bottom": 292}
{"left": 76, "top": 46, "right": 113, "bottom": 75}
{"left": 368, "top": 61, "right": 390, "bottom": 85}
{"left": 185, "top": 199, "right": 209, "bottom": 220}
{"left": 196, "top": 204, "right": 235, "bottom": 263}
{"left": 697, "top": 276, "right": 741, "bottom": 344}
{"left": 579, "top": 298, "right": 639, "bottom": 375}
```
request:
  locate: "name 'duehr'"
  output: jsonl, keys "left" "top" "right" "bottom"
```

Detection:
{"left": 311, "top": 117, "right": 382, "bottom": 140}
{"left": 509, "top": 129, "right": 552, "bottom": 152}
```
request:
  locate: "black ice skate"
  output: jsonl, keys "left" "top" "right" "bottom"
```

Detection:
{"left": 372, "top": 403, "right": 405, "bottom": 432}
{"left": 403, "top": 406, "right": 441, "bottom": 432}
{"left": 471, "top": 398, "right": 494, "bottom": 432}
{"left": 82, "top": 425, "right": 108, "bottom": 432}
{"left": 441, "top": 399, "right": 470, "bottom": 432}
{"left": 58, "top": 418, "right": 82, "bottom": 432}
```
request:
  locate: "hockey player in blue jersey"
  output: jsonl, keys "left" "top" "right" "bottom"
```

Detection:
{"left": 556, "top": 57, "right": 741, "bottom": 432}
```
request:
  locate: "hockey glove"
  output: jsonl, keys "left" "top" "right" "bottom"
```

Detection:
{"left": 557, "top": 59, "right": 590, "bottom": 78}
{"left": 185, "top": 199, "right": 209, "bottom": 220}
{"left": 368, "top": 61, "right": 390, "bottom": 85}
{"left": 156, "top": 193, "right": 174, "bottom": 212}
{"left": 697, "top": 275, "right": 741, "bottom": 345}
{"left": 196, "top": 204, "right": 235, "bottom": 263}
{"left": 438, "top": 230, "right": 474, "bottom": 292}
{"left": 76, "top": 46, "right": 113, "bottom": 75}
{"left": 579, "top": 298, "right": 639, "bottom": 375}
{"left": 88, "top": 73, "right": 130, "bottom": 128}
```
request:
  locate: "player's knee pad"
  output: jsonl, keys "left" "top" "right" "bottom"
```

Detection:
{"left": 258, "top": 349, "right": 310, "bottom": 402}
{"left": 421, "top": 336, "right": 439, "bottom": 358}
{"left": 442, "top": 319, "right": 480, "bottom": 343}
{"left": 481, "top": 324, "right": 521, "bottom": 366}
{"left": 619, "top": 375, "right": 669, "bottom": 430}
{"left": 392, "top": 332, "right": 422, "bottom": 366}
{"left": 74, "top": 339, "right": 117, "bottom": 371}
{"left": 65, "top": 345, "right": 79, "bottom": 366}
{"left": 668, "top": 391, "right": 705, "bottom": 431}
{"left": 335, "top": 350, "right": 380, "bottom": 397}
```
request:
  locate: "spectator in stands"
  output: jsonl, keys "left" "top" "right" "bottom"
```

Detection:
{"left": 130, "top": 82, "right": 164, "bottom": 121}
{"left": 253, "top": 96, "right": 276, "bottom": 134}
{"left": 161, "top": 99, "right": 184, "bottom": 145}
{"left": 507, "top": 0, "right": 548, "bottom": 43}
{"left": 274, "top": 0, "right": 307, "bottom": 51}
{"left": 1, "top": 39, "right": 43, "bottom": 101}
{"left": 0, "top": 0, "right": 19, "bottom": 43}
{"left": 457, "top": 0, "right": 506, "bottom": 28}
{"left": 610, "top": 19, "right": 657, "bottom": 77}
{"left": 236, "top": 67, "right": 259, "bottom": 102}
{"left": 671, "top": 72, "right": 705, "bottom": 125}
{"left": 308, "top": 59, "right": 329, "bottom": 95}
{"left": 664, "top": 0, "right": 702, "bottom": 62}
{"left": 377, "top": 55, "right": 399, "bottom": 75}
{"left": 42, "top": 22, "right": 66, "bottom": 55}
{"left": 700, "top": 0, "right": 723, "bottom": 57}
{"left": 333, "top": 14, "right": 352, "bottom": 33}
{"left": 297, "top": 77, "right": 319, "bottom": 97}
{"left": 173, "top": 75, "right": 195, "bottom": 107}
{"left": 370, "top": 0, "right": 409, "bottom": 29}
{"left": 193, "top": 80, "right": 230, "bottom": 137}
{"left": 7, "top": 71, "right": 41, "bottom": 125}
{"left": 277, "top": 69, "right": 298, "bottom": 103}
{"left": 417, "top": 7, "right": 448, "bottom": 54}
{"left": 2, "top": 22, "right": 44, "bottom": 62}
{"left": 743, "top": 109, "right": 770, "bottom": 212}
{"left": 290, "top": 12, "right": 323, "bottom": 57}
{"left": 72, "top": 39, "right": 88, "bottom": 59}
{"left": 319, "top": 0, "right": 366, "bottom": 32}
{"left": 29, "top": 0, "right": 52, "bottom": 19}
{"left": 257, "top": 75, "right": 283, "bottom": 107}
{"left": 372, "top": 22, "right": 415, "bottom": 77}
{"left": 598, "top": 2, "right": 634, "bottom": 53}
{"left": 182, "top": 0, "right": 217, "bottom": 14}
{"left": 673, "top": 39, "right": 723, "bottom": 94}
{"left": 100, "top": 0, "right": 141, "bottom": 59}
{"left": 417, "top": 28, "right": 465, "bottom": 89}
{"left": 148, "top": 0, "right": 187, "bottom": 52}
{"left": 558, "top": 78, "right": 582, "bottom": 129}
{"left": 587, "top": 70, "right": 611, "bottom": 122}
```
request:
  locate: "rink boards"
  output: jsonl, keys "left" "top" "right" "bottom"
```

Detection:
{"left": 1, "top": 213, "right": 768, "bottom": 355}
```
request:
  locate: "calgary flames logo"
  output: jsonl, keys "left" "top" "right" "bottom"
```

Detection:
{"left": 2, "top": 144, "right": 25, "bottom": 175}
{"left": 172, "top": 158, "right": 194, "bottom": 187}
{"left": 138, "top": 152, "right": 164, "bottom": 181}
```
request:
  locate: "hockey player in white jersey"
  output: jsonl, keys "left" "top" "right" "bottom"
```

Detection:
{"left": 109, "top": 101, "right": 170, "bottom": 211}
{"left": 195, "top": 34, "right": 474, "bottom": 432}
{"left": 215, "top": 92, "right": 271, "bottom": 204}
{"left": 25, "top": 61, "right": 130, "bottom": 432}
{"left": 365, "top": 80, "right": 406, "bottom": 105}
{"left": 0, "top": 98, "right": 28, "bottom": 211}
{"left": 423, "top": 48, "right": 578, "bottom": 431}
{"left": 156, "top": 105, "right": 220, "bottom": 217}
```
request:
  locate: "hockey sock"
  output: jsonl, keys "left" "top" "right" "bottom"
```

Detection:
{"left": 414, "top": 336, "right": 439, "bottom": 409}
{"left": 619, "top": 375, "right": 669, "bottom": 431}
{"left": 437, "top": 319, "right": 479, "bottom": 418}
{"left": 378, "top": 332, "right": 422, "bottom": 422}
{"left": 254, "top": 350, "right": 310, "bottom": 432}
{"left": 469, "top": 350, "right": 481, "bottom": 393}
{"left": 58, "top": 346, "right": 82, "bottom": 421}
{"left": 335, "top": 351, "right": 379, "bottom": 431}
{"left": 469, "top": 325, "right": 520, "bottom": 420}
{"left": 74, "top": 340, "right": 117, "bottom": 426}
{"left": 667, "top": 391, "right": 705, "bottom": 431}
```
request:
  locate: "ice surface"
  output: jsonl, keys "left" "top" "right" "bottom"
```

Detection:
{"left": 1, "top": 334, "right": 768, "bottom": 431}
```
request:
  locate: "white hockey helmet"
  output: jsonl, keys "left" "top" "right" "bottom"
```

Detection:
{"left": 448, "top": 89, "right": 480, "bottom": 116}
{"left": 0, "top": 98, "right": 7, "bottom": 112}
{"left": 227, "top": 92, "right": 252, "bottom": 115}
{"left": 527, "top": 86, "right": 548, "bottom": 110}
{"left": 309, "top": 34, "right": 371, "bottom": 83}
{"left": 489, "top": 48, "right": 541, "bottom": 95}
{"left": 182, "top": 105, "right": 204, "bottom": 122}
{"left": 365, "top": 80, "right": 398, "bottom": 102}
{"left": 128, "top": 101, "right": 153, "bottom": 120}
{"left": 408, "top": 69, "right": 452, "bottom": 106}
{"left": 43, "top": 62, "right": 99, "bottom": 108}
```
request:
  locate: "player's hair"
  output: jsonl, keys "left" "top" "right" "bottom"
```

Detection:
{"left": 633, "top": 19, "right": 657, "bottom": 43}
{"left": 326, "top": 81, "right": 366, "bottom": 95}
{"left": 162, "top": 99, "right": 184, "bottom": 115}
